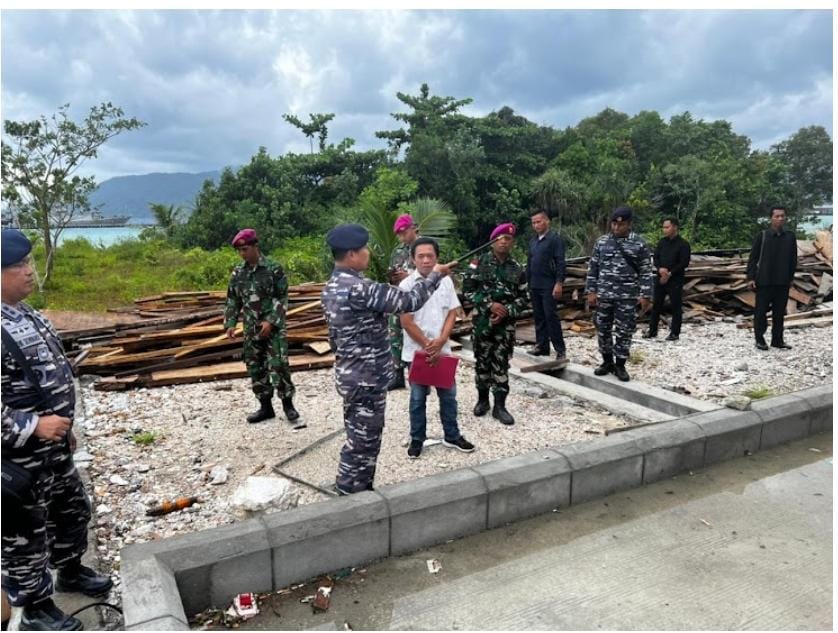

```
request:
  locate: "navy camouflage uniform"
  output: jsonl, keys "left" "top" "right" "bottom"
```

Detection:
{"left": 322, "top": 265, "right": 442, "bottom": 494}
{"left": 388, "top": 242, "right": 415, "bottom": 371}
{"left": 1, "top": 302, "right": 91, "bottom": 607}
{"left": 462, "top": 252, "right": 529, "bottom": 396}
{"left": 585, "top": 232, "right": 654, "bottom": 361}
{"left": 224, "top": 254, "right": 295, "bottom": 401}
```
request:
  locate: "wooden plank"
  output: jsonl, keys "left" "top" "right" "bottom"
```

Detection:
{"left": 734, "top": 290, "right": 756, "bottom": 308}
{"left": 305, "top": 341, "right": 333, "bottom": 355}
{"left": 787, "top": 286, "right": 812, "bottom": 306}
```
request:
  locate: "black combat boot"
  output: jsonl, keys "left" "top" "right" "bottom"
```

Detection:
{"left": 613, "top": 358, "right": 630, "bottom": 382}
{"left": 387, "top": 368, "right": 406, "bottom": 391}
{"left": 20, "top": 598, "right": 82, "bottom": 631}
{"left": 56, "top": 560, "right": 113, "bottom": 597}
{"left": 281, "top": 397, "right": 300, "bottom": 421}
{"left": 492, "top": 392, "right": 515, "bottom": 426}
{"left": 472, "top": 389, "right": 491, "bottom": 417}
{"left": 246, "top": 397, "right": 275, "bottom": 424}
{"left": 594, "top": 353, "right": 614, "bottom": 376}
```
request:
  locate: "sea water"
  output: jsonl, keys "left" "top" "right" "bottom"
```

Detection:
{"left": 55, "top": 226, "right": 148, "bottom": 247}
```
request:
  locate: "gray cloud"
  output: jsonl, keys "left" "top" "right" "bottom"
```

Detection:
{"left": 1, "top": 9, "right": 831, "bottom": 182}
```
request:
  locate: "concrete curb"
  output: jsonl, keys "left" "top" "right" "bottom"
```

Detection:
{"left": 121, "top": 384, "right": 832, "bottom": 629}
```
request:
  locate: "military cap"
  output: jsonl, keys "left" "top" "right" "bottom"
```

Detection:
{"left": 231, "top": 228, "right": 258, "bottom": 246}
{"left": 490, "top": 222, "right": 517, "bottom": 241}
{"left": 1, "top": 229, "right": 32, "bottom": 268}
{"left": 393, "top": 214, "right": 416, "bottom": 234}
{"left": 326, "top": 223, "right": 369, "bottom": 250}
{"left": 611, "top": 206, "right": 633, "bottom": 222}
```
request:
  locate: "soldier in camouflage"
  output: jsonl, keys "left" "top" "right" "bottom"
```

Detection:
{"left": 321, "top": 224, "right": 457, "bottom": 495}
{"left": 224, "top": 229, "right": 300, "bottom": 426}
{"left": 462, "top": 223, "right": 529, "bottom": 426}
{"left": 1, "top": 229, "right": 112, "bottom": 631}
{"left": 585, "top": 206, "right": 654, "bottom": 382}
{"left": 386, "top": 214, "right": 419, "bottom": 391}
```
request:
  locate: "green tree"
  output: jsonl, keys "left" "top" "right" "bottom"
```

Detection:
{"left": 282, "top": 112, "right": 336, "bottom": 153}
{"left": 148, "top": 202, "right": 184, "bottom": 239}
{"left": 771, "top": 125, "right": 833, "bottom": 216}
{"left": 1, "top": 102, "right": 145, "bottom": 288}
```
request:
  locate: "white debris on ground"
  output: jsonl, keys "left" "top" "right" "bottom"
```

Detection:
{"left": 76, "top": 319, "right": 832, "bottom": 602}
{"left": 563, "top": 319, "right": 833, "bottom": 402}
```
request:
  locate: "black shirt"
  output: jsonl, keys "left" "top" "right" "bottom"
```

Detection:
{"left": 527, "top": 231, "right": 566, "bottom": 290}
{"left": 653, "top": 235, "right": 691, "bottom": 284}
{"left": 746, "top": 229, "right": 797, "bottom": 286}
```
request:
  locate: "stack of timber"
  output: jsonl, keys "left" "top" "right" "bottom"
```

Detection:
{"left": 72, "top": 284, "right": 335, "bottom": 391}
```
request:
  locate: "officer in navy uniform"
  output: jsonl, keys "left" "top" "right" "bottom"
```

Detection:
{"left": 585, "top": 207, "right": 654, "bottom": 382}
{"left": 320, "top": 224, "right": 457, "bottom": 495}
{"left": 2, "top": 229, "right": 112, "bottom": 631}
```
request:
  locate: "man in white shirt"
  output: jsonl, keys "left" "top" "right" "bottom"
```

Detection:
{"left": 400, "top": 237, "right": 475, "bottom": 459}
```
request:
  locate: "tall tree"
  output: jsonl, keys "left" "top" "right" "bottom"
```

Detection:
{"left": 1, "top": 102, "right": 145, "bottom": 288}
{"left": 771, "top": 125, "right": 833, "bottom": 215}
{"left": 282, "top": 113, "right": 336, "bottom": 153}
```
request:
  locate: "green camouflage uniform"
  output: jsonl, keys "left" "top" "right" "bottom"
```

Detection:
{"left": 462, "top": 252, "right": 529, "bottom": 396}
{"left": 224, "top": 254, "right": 295, "bottom": 400}
{"left": 388, "top": 242, "right": 415, "bottom": 371}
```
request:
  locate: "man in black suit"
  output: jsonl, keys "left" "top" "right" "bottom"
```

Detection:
{"left": 526, "top": 210, "right": 568, "bottom": 366}
{"left": 746, "top": 206, "right": 798, "bottom": 351}
{"left": 643, "top": 217, "right": 691, "bottom": 341}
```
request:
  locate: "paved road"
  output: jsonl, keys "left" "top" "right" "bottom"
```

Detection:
{"left": 241, "top": 433, "right": 833, "bottom": 631}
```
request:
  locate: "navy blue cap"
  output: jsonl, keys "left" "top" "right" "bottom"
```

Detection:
{"left": 2, "top": 229, "right": 32, "bottom": 268}
{"left": 611, "top": 206, "right": 633, "bottom": 222}
{"left": 326, "top": 223, "right": 369, "bottom": 250}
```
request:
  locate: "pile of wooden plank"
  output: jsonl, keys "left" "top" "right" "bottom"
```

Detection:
{"left": 74, "top": 284, "right": 334, "bottom": 391}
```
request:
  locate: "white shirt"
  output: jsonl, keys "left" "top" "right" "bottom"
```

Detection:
{"left": 399, "top": 270, "right": 461, "bottom": 363}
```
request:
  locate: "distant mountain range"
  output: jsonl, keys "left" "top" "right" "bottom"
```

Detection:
{"left": 89, "top": 170, "right": 222, "bottom": 223}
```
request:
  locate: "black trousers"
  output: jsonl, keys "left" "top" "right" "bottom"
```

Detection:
{"left": 648, "top": 279, "right": 684, "bottom": 336}
{"left": 753, "top": 284, "right": 791, "bottom": 345}
{"left": 530, "top": 287, "right": 565, "bottom": 355}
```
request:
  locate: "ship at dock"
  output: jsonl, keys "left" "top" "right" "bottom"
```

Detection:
{"left": 1, "top": 210, "right": 132, "bottom": 228}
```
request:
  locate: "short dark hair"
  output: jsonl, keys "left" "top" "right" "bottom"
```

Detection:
{"left": 331, "top": 248, "right": 349, "bottom": 261}
{"left": 770, "top": 206, "right": 787, "bottom": 216}
{"left": 662, "top": 217, "right": 679, "bottom": 227}
{"left": 411, "top": 236, "right": 439, "bottom": 258}
{"left": 531, "top": 209, "right": 550, "bottom": 219}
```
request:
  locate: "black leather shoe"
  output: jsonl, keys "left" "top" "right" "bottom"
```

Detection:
{"left": 665, "top": 333, "right": 679, "bottom": 341}
{"left": 755, "top": 340, "right": 769, "bottom": 351}
{"left": 247, "top": 397, "right": 275, "bottom": 424}
{"left": 21, "top": 598, "right": 82, "bottom": 631}
{"left": 473, "top": 390, "right": 491, "bottom": 417}
{"left": 613, "top": 363, "right": 631, "bottom": 382}
{"left": 771, "top": 341, "right": 792, "bottom": 349}
{"left": 642, "top": 330, "right": 656, "bottom": 339}
{"left": 281, "top": 397, "right": 300, "bottom": 421}
{"left": 56, "top": 564, "right": 114, "bottom": 597}
{"left": 528, "top": 347, "right": 550, "bottom": 356}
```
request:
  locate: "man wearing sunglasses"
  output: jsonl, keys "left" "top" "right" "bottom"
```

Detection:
{"left": 585, "top": 207, "right": 654, "bottom": 382}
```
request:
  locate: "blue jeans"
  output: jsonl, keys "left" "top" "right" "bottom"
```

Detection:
{"left": 408, "top": 367, "right": 460, "bottom": 443}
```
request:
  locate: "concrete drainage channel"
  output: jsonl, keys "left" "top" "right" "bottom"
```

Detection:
{"left": 120, "top": 359, "right": 832, "bottom": 629}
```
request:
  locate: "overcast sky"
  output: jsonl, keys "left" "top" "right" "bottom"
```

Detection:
{"left": 1, "top": 9, "right": 832, "bottom": 182}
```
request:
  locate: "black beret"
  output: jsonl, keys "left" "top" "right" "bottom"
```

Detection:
{"left": 611, "top": 206, "right": 633, "bottom": 222}
{"left": 2, "top": 229, "right": 32, "bottom": 268}
{"left": 326, "top": 223, "right": 369, "bottom": 250}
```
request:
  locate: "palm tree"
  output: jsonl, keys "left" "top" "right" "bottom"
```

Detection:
{"left": 149, "top": 203, "right": 183, "bottom": 239}
{"left": 531, "top": 168, "right": 582, "bottom": 229}
{"left": 360, "top": 197, "right": 456, "bottom": 281}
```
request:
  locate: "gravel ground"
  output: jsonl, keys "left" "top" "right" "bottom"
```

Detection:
{"left": 77, "top": 318, "right": 832, "bottom": 602}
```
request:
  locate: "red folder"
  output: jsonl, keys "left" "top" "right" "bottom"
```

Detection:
{"left": 408, "top": 351, "right": 459, "bottom": 389}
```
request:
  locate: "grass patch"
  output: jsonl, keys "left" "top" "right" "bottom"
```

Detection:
{"left": 742, "top": 386, "right": 774, "bottom": 400}
{"left": 628, "top": 349, "right": 645, "bottom": 365}
{"left": 132, "top": 431, "right": 157, "bottom": 446}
